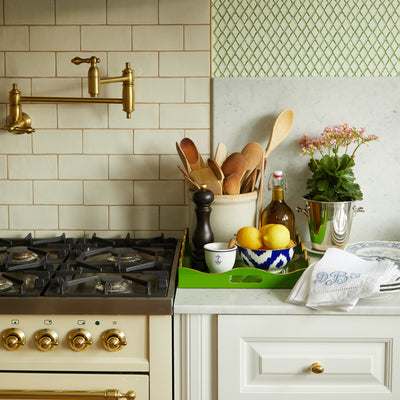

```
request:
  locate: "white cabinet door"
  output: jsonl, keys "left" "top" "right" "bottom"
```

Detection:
{"left": 218, "top": 315, "right": 400, "bottom": 400}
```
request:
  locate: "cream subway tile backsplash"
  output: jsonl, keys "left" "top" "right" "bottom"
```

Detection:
{"left": 30, "top": 26, "right": 80, "bottom": 51}
{"left": 160, "top": 52, "right": 210, "bottom": 76}
{"left": 33, "top": 130, "right": 82, "bottom": 154}
{"left": 84, "top": 181, "right": 133, "bottom": 205}
{"left": 109, "top": 206, "right": 159, "bottom": 230}
{"left": 134, "top": 130, "right": 184, "bottom": 154}
{"left": 34, "top": 181, "right": 83, "bottom": 205}
{"left": 56, "top": 0, "right": 106, "bottom": 25}
{"left": 4, "top": 0, "right": 54, "bottom": 25}
{"left": 81, "top": 26, "right": 132, "bottom": 51}
{"left": 0, "top": 27, "right": 29, "bottom": 50}
{"left": 0, "top": 0, "right": 211, "bottom": 236}
{"left": 8, "top": 155, "right": 57, "bottom": 179}
{"left": 6, "top": 52, "right": 55, "bottom": 77}
{"left": 0, "top": 181, "right": 32, "bottom": 204}
{"left": 83, "top": 130, "right": 133, "bottom": 154}
{"left": 10, "top": 206, "right": 58, "bottom": 229}
{"left": 132, "top": 26, "right": 183, "bottom": 51}
{"left": 59, "top": 155, "right": 108, "bottom": 180}
{"left": 134, "top": 181, "right": 184, "bottom": 205}
{"left": 109, "top": 155, "right": 159, "bottom": 180}
{"left": 59, "top": 206, "right": 108, "bottom": 230}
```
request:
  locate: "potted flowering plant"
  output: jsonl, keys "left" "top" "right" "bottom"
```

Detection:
{"left": 297, "top": 124, "right": 379, "bottom": 250}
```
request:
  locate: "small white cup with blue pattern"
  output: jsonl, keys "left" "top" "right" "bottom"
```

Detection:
{"left": 204, "top": 242, "right": 237, "bottom": 274}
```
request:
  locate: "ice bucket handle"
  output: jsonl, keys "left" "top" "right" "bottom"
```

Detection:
{"left": 296, "top": 205, "right": 310, "bottom": 217}
{"left": 353, "top": 205, "right": 365, "bottom": 215}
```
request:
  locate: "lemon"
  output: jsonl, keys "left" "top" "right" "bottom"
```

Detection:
{"left": 260, "top": 224, "right": 276, "bottom": 237}
{"left": 262, "top": 224, "right": 290, "bottom": 250}
{"left": 236, "top": 226, "right": 263, "bottom": 250}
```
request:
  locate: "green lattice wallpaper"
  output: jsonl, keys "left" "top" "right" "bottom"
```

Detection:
{"left": 212, "top": 0, "right": 400, "bottom": 77}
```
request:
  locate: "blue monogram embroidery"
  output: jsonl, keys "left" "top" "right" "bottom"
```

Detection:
{"left": 215, "top": 255, "right": 222, "bottom": 265}
{"left": 315, "top": 271, "right": 361, "bottom": 286}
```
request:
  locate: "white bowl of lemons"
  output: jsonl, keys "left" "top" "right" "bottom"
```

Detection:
{"left": 236, "top": 224, "right": 296, "bottom": 273}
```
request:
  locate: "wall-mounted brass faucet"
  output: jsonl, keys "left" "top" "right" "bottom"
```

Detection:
{"left": 4, "top": 56, "right": 135, "bottom": 134}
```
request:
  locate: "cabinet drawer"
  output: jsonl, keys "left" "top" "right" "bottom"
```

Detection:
{"left": 218, "top": 315, "right": 400, "bottom": 400}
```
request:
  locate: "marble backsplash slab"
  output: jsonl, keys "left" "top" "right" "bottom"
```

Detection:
{"left": 212, "top": 77, "right": 400, "bottom": 243}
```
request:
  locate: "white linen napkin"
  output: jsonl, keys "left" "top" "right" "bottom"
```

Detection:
{"left": 287, "top": 247, "right": 400, "bottom": 312}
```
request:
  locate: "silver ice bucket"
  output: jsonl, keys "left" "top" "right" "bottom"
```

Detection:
{"left": 297, "top": 198, "right": 364, "bottom": 251}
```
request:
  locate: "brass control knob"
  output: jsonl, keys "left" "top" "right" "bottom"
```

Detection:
{"left": 68, "top": 329, "right": 93, "bottom": 352}
{"left": 2, "top": 328, "right": 26, "bottom": 351}
{"left": 102, "top": 329, "right": 127, "bottom": 352}
{"left": 310, "top": 362, "right": 324, "bottom": 374}
{"left": 35, "top": 329, "right": 59, "bottom": 352}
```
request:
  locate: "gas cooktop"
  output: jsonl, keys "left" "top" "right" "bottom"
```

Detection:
{"left": 0, "top": 233, "right": 181, "bottom": 315}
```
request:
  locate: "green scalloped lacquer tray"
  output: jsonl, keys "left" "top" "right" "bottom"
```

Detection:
{"left": 178, "top": 229, "right": 310, "bottom": 289}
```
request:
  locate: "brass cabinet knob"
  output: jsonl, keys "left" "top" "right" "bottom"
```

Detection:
{"left": 35, "top": 329, "right": 59, "bottom": 352}
{"left": 102, "top": 329, "right": 127, "bottom": 352}
{"left": 2, "top": 328, "right": 26, "bottom": 351}
{"left": 68, "top": 329, "right": 93, "bottom": 352}
{"left": 310, "top": 362, "right": 324, "bottom": 374}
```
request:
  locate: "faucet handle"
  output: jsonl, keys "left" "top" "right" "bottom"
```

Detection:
{"left": 71, "top": 56, "right": 100, "bottom": 66}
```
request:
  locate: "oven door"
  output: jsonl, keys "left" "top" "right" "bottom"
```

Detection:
{"left": 0, "top": 373, "right": 148, "bottom": 400}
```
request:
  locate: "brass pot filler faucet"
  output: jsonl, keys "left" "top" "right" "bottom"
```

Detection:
{"left": 4, "top": 56, "right": 135, "bottom": 134}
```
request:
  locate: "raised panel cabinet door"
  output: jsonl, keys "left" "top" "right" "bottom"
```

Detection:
{"left": 218, "top": 315, "right": 400, "bottom": 400}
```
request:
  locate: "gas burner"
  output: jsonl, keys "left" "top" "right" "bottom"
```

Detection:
{"left": 0, "top": 276, "right": 13, "bottom": 292}
{"left": 9, "top": 247, "right": 39, "bottom": 263}
{"left": 108, "top": 248, "right": 142, "bottom": 263}
{"left": 95, "top": 276, "right": 130, "bottom": 294}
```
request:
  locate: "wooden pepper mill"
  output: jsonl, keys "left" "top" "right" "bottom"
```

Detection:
{"left": 192, "top": 184, "right": 214, "bottom": 271}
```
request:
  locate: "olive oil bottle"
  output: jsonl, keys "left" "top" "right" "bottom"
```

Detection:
{"left": 261, "top": 170, "right": 295, "bottom": 240}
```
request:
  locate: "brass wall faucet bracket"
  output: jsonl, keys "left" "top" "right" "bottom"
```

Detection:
{"left": 4, "top": 56, "right": 135, "bottom": 134}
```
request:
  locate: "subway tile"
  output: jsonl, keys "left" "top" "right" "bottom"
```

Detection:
{"left": 59, "top": 206, "right": 108, "bottom": 230}
{"left": 0, "top": 206, "right": 8, "bottom": 229}
{"left": 0, "top": 131, "right": 31, "bottom": 154}
{"left": 56, "top": 52, "right": 107, "bottom": 77}
{"left": 0, "top": 78, "right": 31, "bottom": 103}
{"left": 0, "top": 53, "right": 4, "bottom": 76}
{"left": 33, "top": 130, "right": 82, "bottom": 154}
{"left": 34, "top": 181, "right": 83, "bottom": 204}
{"left": 109, "top": 104, "right": 159, "bottom": 129}
{"left": 30, "top": 26, "right": 80, "bottom": 51}
{"left": 0, "top": 156, "right": 6, "bottom": 178}
{"left": 8, "top": 155, "right": 57, "bottom": 179}
{"left": 84, "top": 181, "right": 133, "bottom": 205}
{"left": 0, "top": 27, "right": 29, "bottom": 50}
{"left": 32, "top": 78, "right": 82, "bottom": 97}
{"left": 109, "top": 155, "right": 159, "bottom": 179}
{"left": 109, "top": 206, "right": 159, "bottom": 230}
{"left": 159, "top": 0, "right": 210, "bottom": 24}
{"left": 83, "top": 130, "right": 133, "bottom": 154}
{"left": 134, "top": 181, "right": 184, "bottom": 205}
{"left": 185, "top": 78, "right": 211, "bottom": 102}
{"left": 23, "top": 104, "right": 57, "bottom": 129}
{"left": 56, "top": 0, "right": 106, "bottom": 24}
{"left": 0, "top": 181, "right": 32, "bottom": 204}
{"left": 107, "top": 0, "right": 158, "bottom": 24}
{"left": 134, "top": 130, "right": 184, "bottom": 154}
{"left": 160, "top": 155, "right": 183, "bottom": 180}
{"left": 108, "top": 52, "right": 158, "bottom": 77}
{"left": 58, "top": 103, "right": 108, "bottom": 128}
{"left": 6, "top": 52, "right": 55, "bottom": 77}
{"left": 81, "top": 26, "right": 131, "bottom": 51}
{"left": 132, "top": 26, "right": 183, "bottom": 51}
{"left": 160, "top": 104, "right": 210, "bottom": 128}
{"left": 160, "top": 206, "right": 188, "bottom": 230}
{"left": 4, "top": 0, "right": 54, "bottom": 25}
{"left": 0, "top": 0, "right": 3, "bottom": 25}
{"left": 159, "top": 52, "right": 210, "bottom": 77}
{"left": 185, "top": 130, "right": 210, "bottom": 154}
{"left": 135, "top": 78, "right": 184, "bottom": 103}
{"left": 184, "top": 25, "right": 210, "bottom": 50}
{"left": 10, "top": 205, "right": 58, "bottom": 229}
{"left": 59, "top": 155, "right": 108, "bottom": 179}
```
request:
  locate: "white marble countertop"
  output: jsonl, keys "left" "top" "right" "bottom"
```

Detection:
{"left": 174, "top": 288, "right": 400, "bottom": 315}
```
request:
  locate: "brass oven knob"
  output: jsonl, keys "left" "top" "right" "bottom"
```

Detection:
{"left": 310, "top": 362, "right": 324, "bottom": 374}
{"left": 2, "top": 328, "right": 26, "bottom": 351}
{"left": 68, "top": 329, "right": 93, "bottom": 352}
{"left": 102, "top": 329, "right": 127, "bottom": 352}
{"left": 35, "top": 329, "right": 59, "bottom": 352}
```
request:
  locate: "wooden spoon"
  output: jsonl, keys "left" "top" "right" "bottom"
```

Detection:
{"left": 221, "top": 152, "right": 245, "bottom": 177}
{"left": 189, "top": 167, "right": 223, "bottom": 195}
{"left": 223, "top": 173, "right": 242, "bottom": 195}
{"left": 176, "top": 142, "right": 191, "bottom": 173}
{"left": 265, "top": 109, "right": 294, "bottom": 158}
{"left": 207, "top": 157, "right": 224, "bottom": 181}
{"left": 214, "top": 142, "right": 227, "bottom": 166}
{"left": 241, "top": 142, "right": 264, "bottom": 190}
{"left": 177, "top": 165, "right": 200, "bottom": 190}
{"left": 180, "top": 138, "right": 205, "bottom": 170}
